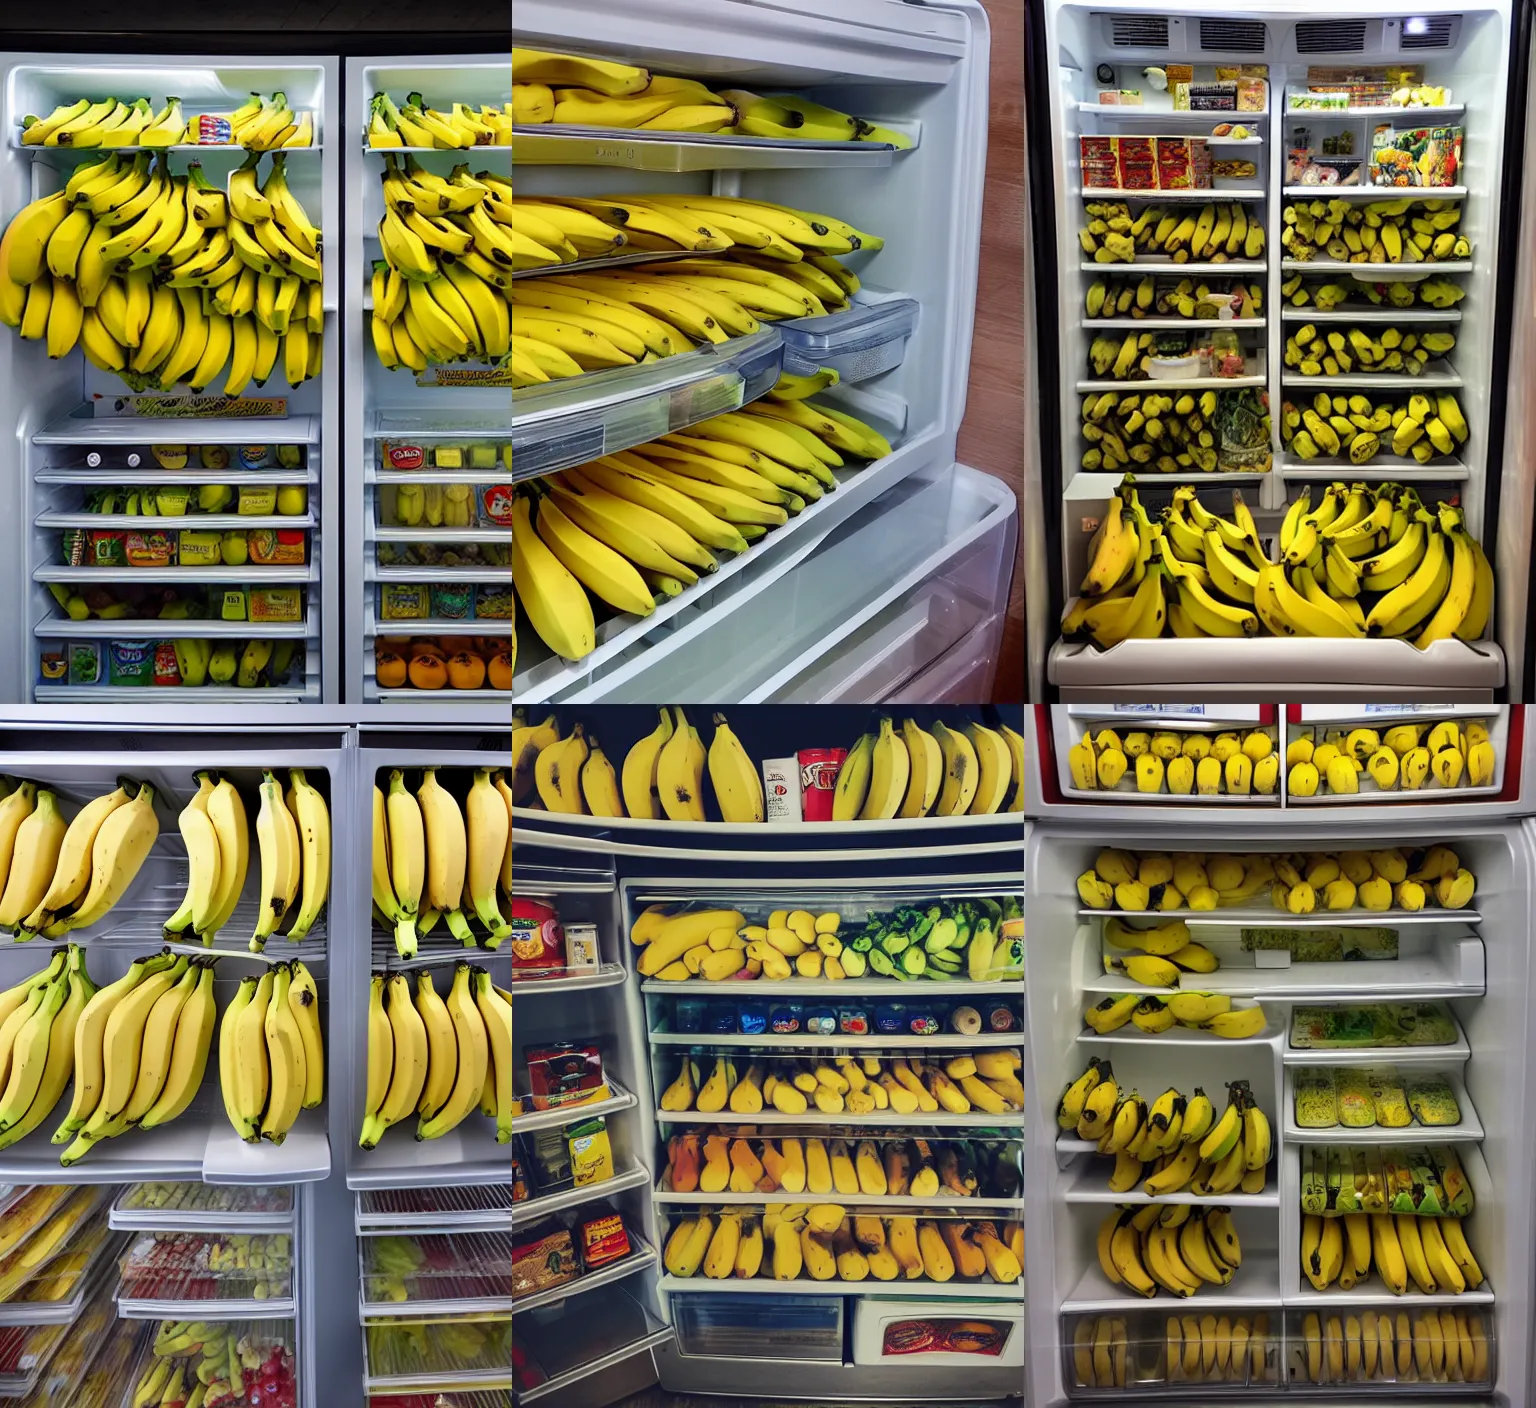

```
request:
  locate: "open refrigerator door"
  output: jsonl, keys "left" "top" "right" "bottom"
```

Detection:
{"left": 1033, "top": 2, "right": 1518, "bottom": 699}
{"left": 1024, "top": 702, "right": 1536, "bottom": 1406}
{"left": 507, "top": 1, "right": 1018, "bottom": 703}
{"left": 510, "top": 705, "right": 1026, "bottom": 1404}
{"left": 0, "top": 55, "right": 339, "bottom": 704}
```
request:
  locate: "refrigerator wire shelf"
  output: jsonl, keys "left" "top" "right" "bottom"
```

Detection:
{"left": 357, "top": 1185, "right": 514, "bottom": 1234}
{"left": 111, "top": 1183, "right": 296, "bottom": 1232}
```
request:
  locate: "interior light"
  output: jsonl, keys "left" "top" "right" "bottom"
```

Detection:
{"left": 1405, "top": 17, "right": 1430, "bottom": 34}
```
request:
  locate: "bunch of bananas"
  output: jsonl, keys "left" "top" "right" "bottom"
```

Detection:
{"left": 372, "top": 768, "right": 511, "bottom": 958}
{"left": 387, "top": 480, "right": 474, "bottom": 525}
{"left": 1298, "top": 1308, "right": 1490, "bottom": 1386}
{"left": 1072, "top": 1310, "right": 1276, "bottom": 1387}
{"left": 1283, "top": 273, "right": 1467, "bottom": 312}
{"left": 511, "top": 400, "right": 888, "bottom": 662}
{"left": 359, "top": 961, "right": 511, "bottom": 1147}
{"left": 366, "top": 90, "right": 510, "bottom": 147}
{"left": 0, "top": 150, "right": 323, "bottom": 391}
{"left": 21, "top": 92, "right": 312, "bottom": 150}
{"left": 136, "top": 1322, "right": 296, "bottom": 1408}
{"left": 1070, "top": 725, "right": 1278, "bottom": 796}
{"left": 660, "top": 1048, "right": 1024, "bottom": 1117}
{"left": 1078, "top": 388, "right": 1265, "bottom": 474}
{"left": 1076, "top": 843, "right": 1475, "bottom": 915}
{"left": 371, "top": 162, "right": 513, "bottom": 371}
{"left": 1300, "top": 1204, "right": 1482, "bottom": 1297}
{"left": 1065, "top": 480, "right": 1495, "bottom": 650}
{"left": 511, "top": 46, "right": 909, "bottom": 145}
{"left": 1284, "top": 322, "right": 1456, "bottom": 376}
{"left": 1282, "top": 390, "right": 1468, "bottom": 463}
{"left": 835, "top": 715, "right": 1022, "bottom": 819}
{"left": 1289, "top": 719, "right": 1496, "bottom": 795}
{"left": 1085, "top": 273, "right": 1262, "bottom": 320}
{"left": 664, "top": 1205, "right": 1019, "bottom": 1284}
{"left": 1093, "top": 1199, "right": 1248, "bottom": 1299}
{"left": 157, "top": 769, "right": 329, "bottom": 951}
{"left": 178, "top": 638, "right": 302, "bottom": 689}
{"left": 216, "top": 959, "right": 324, "bottom": 1147}
{"left": 665, "top": 1130, "right": 1021, "bottom": 1200}
{"left": 1098, "top": 914, "right": 1220, "bottom": 986}
{"left": 1079, "top": 199, "right": 1266, "bottom": 265}
{"left": 1083, "top": 990, "right": 1264, "bottom": 1039}
{"left": 1282, "top": 196, "right": 1470, "bottom": 263}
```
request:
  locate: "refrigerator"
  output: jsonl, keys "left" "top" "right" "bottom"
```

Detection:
{"left": 511, "top": 705, "right": 1026, "bottom": 1405}
{"left": 509, "top": 2, "right": 1019, "bottom": 704}
{"left": 1023, "top": 701, "right": 1536, "bottom": 1406}
{"left": 0, "top": 53, "right": 341, "bottom": 704}
{"left": 1023, "top": 0, "right": 1532, "bottom": 700}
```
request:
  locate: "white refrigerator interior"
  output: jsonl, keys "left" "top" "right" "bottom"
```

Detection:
{"left": 1023, "top": 816, "right": 1536, "bottom": 1408}
{"left": 1039, "top": 1, "right": 1514, "bottom": 697}
{"left": 0, "top": 55, "right": 340, "bottom": 703}
{"left": 511, "top": 0, "right": 1017, "bottom": 702}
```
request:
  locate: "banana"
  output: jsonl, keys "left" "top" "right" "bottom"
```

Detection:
{"left": 0, "top": 791, "right": 69, "bottom": 932}
{"left": 118, "top": 958, "right": 202, "bottom": 1128}
{"left": 196, "top": 776, "right": 250, "bottom": 943}
{"left": 706, "top": 712, "right": 765, "bottom": 824}
{"left": 20, "top": 779, "right": 132, "bottom": 935}
{"left": 163, "top": 773, "right": 220, "bottom": 940}
{"left": 475, "top": 969, "right": 513, "bottom": 1142}
{"left": 249, "top": 771, "right": 300, "bottom": 950}
{"left": 932, "top": 722, "right": 980, "bottom": 816}
{"left": 415, "top": 767, "right": 474, "bottom": 943}
{"left": 418, "top": 963, "right": 489, "bottom": 1139}
{"left": 283, "top": 769, "right": 330, "bottom": 942}
{"left": 358, "top": 974, "right": 392, "bottom": 1146}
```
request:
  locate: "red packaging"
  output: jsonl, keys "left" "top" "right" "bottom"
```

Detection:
{"left": 524, "top": 1042, "right": 605, "bottom": 1110}
{"left": 799, "top": 748, "right": 847, "bottom": 822}
{"left": 882, "top": 1317, "right": 1010, "bottom": 1357}
{"left": 578, "top": 1207, "right": 632, "bottom": 1269}
{"left": 383, "top": 442, "right": 426, "bottom": 471}
{"left": 510, "top": 895, "right": 564, "bottom": 974}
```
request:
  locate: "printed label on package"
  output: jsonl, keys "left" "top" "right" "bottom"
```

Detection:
{"left": 103, "top": 395, "right": 289, "bottom": 419}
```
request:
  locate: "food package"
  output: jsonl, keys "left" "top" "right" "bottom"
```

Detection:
{"left": 1370, "top": 123, "right": 1464, "bottom": 187}
{"left": 524, "top": 1041, "right": 606, "bottom": 1111}
{"left": 512, "top": 1221, "right": 578, "bottom": 1296}
{"left": 510, "top": 895, "right": 565, "bottom": 974}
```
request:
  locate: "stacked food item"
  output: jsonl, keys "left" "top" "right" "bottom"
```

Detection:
{"left": 1077, "top": 199, "right": 1267, "bottom": 264}
{"left": 1065, "top": 481, "right": 1493, "bottom": 648}
{"left": 1283, "top": 273, "right": 1465, "bottom": 310}
{"left": 1068, "top": 1310, "right": 1277, "bottom": 1388}
{"left": 511, "top": 47, "right": 909, "bottom": 145}
{"left": 21, "top": 92, "right": 314, "bottom": 149}
{"left": 1076, "top": 387, "right": 1271, "bottom": 475}
{"left": 1280, "top": 391, "right": 1469, "bottom": 464}
{"left": 1287, "top": 718, "right": 1495, "bottom": 795}
{"left": 1282, "top": 322, "right": 1456, "bottom": 376}
{"left": 366, "top": 91, "right": 511, "bottom": 146}
{"left": 1281, "top": 195, "right": 1470, "bottom": 264}
{"left": 1068, "top": 725, "right": 1278, "bottom": 796}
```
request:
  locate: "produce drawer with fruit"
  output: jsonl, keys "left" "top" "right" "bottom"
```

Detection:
{"left": 1053, "top": 708, "right": 1281, "bottom": 803}
{"left": 1025, "top": 819, "right": 1534, "bottom": 1406}
{"left": 0, "top": 55, "right": 340, "bottom": 705}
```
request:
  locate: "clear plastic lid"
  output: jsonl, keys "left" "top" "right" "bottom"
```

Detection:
{"left": 511, "top": 329, "right": 784, "bottom": 482}
{"left": 778, "top": 297, "right": 920, "bottom": 380}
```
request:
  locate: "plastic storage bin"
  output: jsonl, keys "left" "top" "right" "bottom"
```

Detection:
{"left": 779, "top": 296, "right": 921, "bottom": 382}
{"left": 1061, "top": 1308, "right": 1281, "bottom": 1394}
{"left": 672, "top": 1291, "right": 844, "bottom": 1361}
{"left": 1284, "top": 1305, "right": 1493, "bottom": 1388}
{"left": 854, "top": 1296, "right": 1024, "bottom": 1366}
{"left": 358, "top": 1231, "right": 513, "bottom": 1314}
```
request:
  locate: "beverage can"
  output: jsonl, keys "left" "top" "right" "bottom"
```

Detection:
{"left": 798, "top": 748, "right": 846, "bottom": 821}
{"left": 762, "top": 757, "right": 800, "bottom": 823}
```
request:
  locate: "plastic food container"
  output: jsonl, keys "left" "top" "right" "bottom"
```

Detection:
{"left": 359, "top": 1232, "right": 514, "bottom": 1313}
{"left": 673, "top": 1292, "right": 843, "bottom": 1361}
{"left": 779, "top": 296, "right": 920, "bottom": 382}
{"left": 855, "top": 1297, "right": 1024, "bottom": 1366}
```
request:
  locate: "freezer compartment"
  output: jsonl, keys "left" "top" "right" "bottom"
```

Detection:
{"left": 513, "top": 1283, "right": 669, "bottom": 1402}
{"left": 1283, "top": 1304, "right": 1493, "bottom": 1389}
{"left": 653, "top": 1129, "right": 1024, "bottom": 1210}
{"left": 852, "top": 1295, "right": 1023, "bottom": 1366}
{"left": 673, "top": 1290, "right": 842, "bottom": 1359}
{"left": 778, "top": 293, "right": 920, "bottom": 381}
{"left": 559, "top": 458, "right": 1014, "bottom": 702}
{"left": 1052, "top": 713, "right": 1281, "bottom": 803}
{"left": 110, "top": 1182, "right": 295, "bottom": 1232}
{"left": 1285, "top": 709, "right": 1507, "bottom": 803}
{"left": 1062, "top": 1307, "right": 1281, "bottom": 1395}
{"left": 358, "top": 1231, "right": 511, "bottom": 1316}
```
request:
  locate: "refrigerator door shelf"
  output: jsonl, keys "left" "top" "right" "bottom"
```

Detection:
{"left": 557, "top": 459, "right": 1014, "bottom": 703}
{"left": 509, "top": 962, "right": 627, "bottom": 997}
{"left": 512, "top": 1236, "right": 657, "bottom": 1318}
{"left": 779, "top": 294, "right": 921, "bottom": 382}
{"left": 368, "top": 1182, "right": 519, "bottom": 1234}
{"left": 515, "top": 1285, "right": 670, "bottom": 1405}
{"left": 512, "top": 1167, "right": 646, "bottom": 1231}
{"left": 513, "top": 391, "right": 918, "bottom": 702}
{"left": 511, "top": 121, "right": 920, "bottom": 172}
{"left": 1050, "top": 637, "right": 1505, "bottom": 699}
{"left": 510, "top": 327, "right": 784, "bottom": 484}
{"left": 1282, "top": 1063, "right": 1483, "bottom": 1145}
{"left": 1282, "top": 306, "right": 1463, "bottom": 324}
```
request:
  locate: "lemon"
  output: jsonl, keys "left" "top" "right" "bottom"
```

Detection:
{"left": 276, "top": 485, "right": 308, "bottom": 515}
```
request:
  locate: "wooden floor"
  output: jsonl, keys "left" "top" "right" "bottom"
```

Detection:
{"left": 957, "top": 0, "right": 1026, "bottom": 703}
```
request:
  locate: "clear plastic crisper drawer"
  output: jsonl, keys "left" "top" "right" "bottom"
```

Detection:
{"left": 363, "top": 1313, "right": 512, "bottom": 1392}
{"left": 779, "top": 295, "right": 920, "bottom": 381}
{"left": 19, "top": 1292, "right": 142, "bottom": 1408}
{"left": 111, "top": 1183, "right": 295, "bottom": 1232}
{"left": 114, "top": 1231, "right": 295, "bottom": 1318}
{"left": 359, "top": 1232, "right": 513, "bottom": 1314}
{"left": 0, "top": 1219, "right": 123, "bottom": 1326}
{"left": 1063, "top": 1308, "right": 1283, "bottom": 1396}
{"left": 511, "top": 328, "right": 783, "bottom": 482}
{"left": 1284, "top": 1305, "right": 1494, "bottom": 1390}
{"left": 674, "top": 1291, "right": 843, "bottom": 1360}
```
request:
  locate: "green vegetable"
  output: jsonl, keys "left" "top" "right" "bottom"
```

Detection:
{"left": 901, "top": 948, "right": 927, "bottom": 976}
{"left": 867, "top": 949, "right": 895, "bottom": 977}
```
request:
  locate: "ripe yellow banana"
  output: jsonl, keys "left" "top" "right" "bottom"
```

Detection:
{"left": 250, "top": 771, "right": 300, "bottom": 950}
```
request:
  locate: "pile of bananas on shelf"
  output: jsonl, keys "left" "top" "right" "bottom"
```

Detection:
{"left": 663, "top": 1131, "right": 1022, "bottom": 1199}
{"left": 213, "top": 959, "right": 324, "bottom": 1149}
{"left": 1300, "top": 1199, "right": 1482, "bottom": 1298}
{"left": 1282, "top": 272, "right": 1466, "bottom": 309}
{"left": 1069, "top": 725, "right": 1278, "bottom": 796}
{"left": 21, "top": 92, "right": 313, "bottom": 150}
{"left": 1281, "top": 196, "right": 1470, "bottom": 264}
{"left": 0, "top": 150, "right": 323, "bottom": 391}
{"left": 359, "top": 962, "right": 512, "bottom": 1147}
{"left": 512, "top": 188, "right": 874, "bottom": 281}
{"left": 1297, "top": 1307, "right": 1490, "bottom": 1385}
{"left": 1076, "top": 844, "right": 1476, "bottom": 915}
{"left": 512, "top": 46, "right": 910, "bottom": 145}
{"left": 1289, "top": 720, "right": 1496, "bottom": 795}
{"left": 659, "top": 1049, "right": 1024, "bottom": 1117}
{"left": 833, "top": 714, "right": 1024, "bottom": 819}
{"left": 371, "top": 161, "right": 516, "bottom": 371}
{"left": 1282, "top": 390, "right": 1468, "bottom": 464}
{"left": 372, "top": 768, "right": 512, "bottom": 957}
{"left": 1071, "top": 1310, "right": 1277, "bottom": 1388}
{"left": 1098, "top": 914, "right": 1220, "bottom": 986}
{"left": 1085, "top": 274, "right": 1262, "bottom": 320}
{"left": 664, "top": 1205, "right": 1021, "bottom": 1284}
{"left": 1064, "top": 480, "right": 1494, "bottom": 649}
{"left": 1067, "top": 1068, "right": 1271, "bottom": 1196}
{"left": 632, "top": 897, "right": 1022, "bottom": 986}
{"left": 1083, "top": 991, "right": 1265, "bottom": 1040}
{"left": 135, "top": 1321, "right": 297, "bottom": 1408}
{"left": 1095, "top": 1201, "right": 1248, "bottom": 1300}
{"left": 1079, "top": 200, "right": 1267, "bottom": 265}
{"left": 366, "top": 90, "right": 510, "bottom": 147}
{"left": 1283, "top": 322, "right": 1456, "bottom": 376}
{"left": 0, "top": 776, "right": 161, "bottom": 939}
{"left": 510, "top": 398, "right": 890, "bottom": 664}
{"left": 1078, "top": 387, "right": 1270, "bottom": 475}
